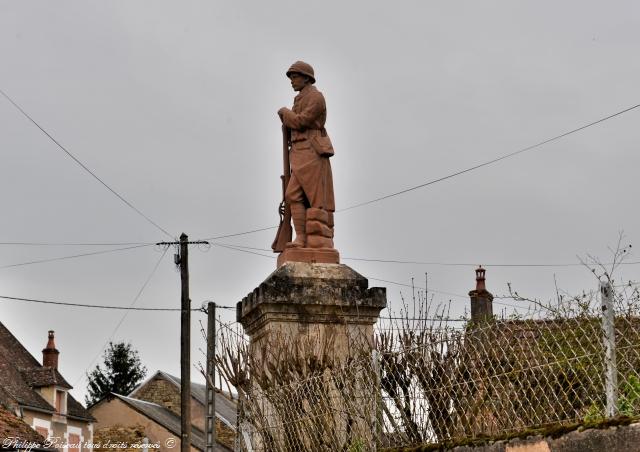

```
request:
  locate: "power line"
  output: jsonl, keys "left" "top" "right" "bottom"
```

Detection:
{"left": 341, "top": 256, "right": 640, "bottom": 268}
{"left": 2, "top": 236, "right": 636, "bottom": 271}
{"left": 379, "top": 316, "right": 467, "bottom": 322}
{"left": 73, "top": 246, "right": 170, "bottom": 387}
{"left": 203, "top": 226, "right": 277, "bottom": 241}
{"left": 0, "top": 241, "right": 154, "bottom": 247}
{"left": 209, "top": 242, "right": 640, "bottom": 268}
{"left": 0, "top": 88, "right": 173, "bottom": 239}
{"left": 365, "top": 276, "right": 468, "bottom": 299}
{"left": 0, "top": 295, "right": 202, "bottom": 311}
{"left": 0, "top": 244, "right": 153, "bottom": 269}
{"left": 211, "top": 242, "right": 526, "bottom": 306}
{"left": 212, "top": 242, "right": 636, "bottom": 311}
{"left": 212, "top": 242, "right": 276, "bottom": 259}
{"left": 338, "top": 103, "right": 640, "bottom": 212}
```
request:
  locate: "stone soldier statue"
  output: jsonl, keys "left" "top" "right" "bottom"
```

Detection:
{"left": 276, "top": 61, "right": 336, "bottom": 252}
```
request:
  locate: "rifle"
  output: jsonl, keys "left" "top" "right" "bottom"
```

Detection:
{"left": 271, "top": 125, "right": 292, "bottom": 252}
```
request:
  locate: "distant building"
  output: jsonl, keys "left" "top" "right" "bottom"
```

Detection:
{"left": 0, "top": 323, "right": 95, "bottom": 450}
{"left": 89, "top": 371, "right": 236, "bottom": 451}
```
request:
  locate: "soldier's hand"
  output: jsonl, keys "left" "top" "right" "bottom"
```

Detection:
{"left": 277, "top": 107, "right": 288, "bottom": 121}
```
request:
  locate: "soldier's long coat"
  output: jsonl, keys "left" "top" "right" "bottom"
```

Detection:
{"left": 280, "top": 85, "right": 335, "bottom": 212}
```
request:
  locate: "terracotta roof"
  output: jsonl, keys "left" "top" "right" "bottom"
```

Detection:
{"left": 0, "top": 322, "right": 94, "bottom": 422}
{"left": 20, "top": 367, "right": 72, "bottom": 389}
{"left": 110, "top": 394, "right": 232, "bottom": 452}
{"left": 0, "top": 405, "right": 53, "bottom": 450}
{"left": 67, "top": 395, "right": 96, "bottom": 421}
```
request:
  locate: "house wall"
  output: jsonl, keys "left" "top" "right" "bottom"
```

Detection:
{"left": 190, "top": 398, "right": 205, "bottom": 432}
{"left": 22, "top": 408, "right": 93, "bottom": 452}
{"left": 135, "top": 378, "right": 181, "bottom": 415}
{"left": 90, "top": 398, "right": 199, "bottom": 452}
{"left": 38, "top": 386, "right": 56, "bottom": 407}
{"left": 134, "top": 378, "right": 205, "bottom": 431}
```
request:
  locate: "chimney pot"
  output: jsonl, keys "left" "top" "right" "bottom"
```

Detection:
{"left": 475, "top": 266, "right": 487, "bottom": 292}
{"left": 469, "top": 266, "right": 493, "bottom": 323}
{"left": 42, "top": 330, "right": 60, "bottom": 369}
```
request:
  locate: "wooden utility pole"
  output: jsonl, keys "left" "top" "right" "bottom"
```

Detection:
{"left": 157, "top": 234, "right": 209, "bottom": 452}
{"left": 205, "top": 302, "right": 216, "bottom": 452}
{"left": 179, "top": 233, "right": 191, "bottom": 452}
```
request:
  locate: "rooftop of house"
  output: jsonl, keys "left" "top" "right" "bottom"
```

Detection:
{"left": 0, "top": 405, "right": 44, "bottom": 443}
{"left": 129, "top": 370, "right": 237, "bottom": 429}
{"left": 0, "top": 405, "right": 55, "bottom": 451}
{"left": 0, "top": 322, "right": 95, "bottom": 422}
{"left": 106, "top": 394, "right": 232, "bottom": 452}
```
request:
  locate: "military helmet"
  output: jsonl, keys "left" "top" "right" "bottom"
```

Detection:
{"left": 286, "top": 61, "right": 315, "bottom": 84}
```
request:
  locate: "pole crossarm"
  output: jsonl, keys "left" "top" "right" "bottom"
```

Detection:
{"left": 156, "top": 241, "right": 210, "bottom": 246}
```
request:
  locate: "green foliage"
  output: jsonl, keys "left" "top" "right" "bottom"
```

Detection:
{"left": 582, "top": 375, "right": 640, "bottom": 422}
{"left": 583, "top": 403, "right": 604, "bottom": 423}
{"left": 347, "top": 438, "right": 365, "bottom": 452}
{"left": 618, "top": 375, "right": 640, "bottom": 416}
{"left": 86, "top": 341, "right": 147, "bottom": 406}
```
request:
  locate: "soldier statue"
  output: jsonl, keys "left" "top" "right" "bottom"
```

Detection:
{"left": 272, "top": 61, "right": 337, "bottom": 262}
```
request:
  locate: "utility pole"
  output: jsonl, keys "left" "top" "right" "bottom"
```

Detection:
{"left": 157, "top": 234, "right": 209, "bottom": 452}
{"left": 179, "top": 233, "right": 191, "bottom": 452}
{"left": 205, "top": 302, "right": 217, "bottom": 452}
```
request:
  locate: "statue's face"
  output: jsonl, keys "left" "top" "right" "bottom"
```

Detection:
{"left": 289, "top": 73, "right": 309, "bottom": 92}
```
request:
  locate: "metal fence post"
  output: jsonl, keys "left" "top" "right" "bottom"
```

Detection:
{"left": 601, "top": 281, "right": 618, "bottom": 417}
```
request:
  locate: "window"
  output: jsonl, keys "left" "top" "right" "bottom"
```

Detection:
{"left": 35, "top": 426, "right": 49, "bottom": 439}
{"left": 68, "top": 433, "right": 81, "bottom": 452}
{"left": 56, "top": 389, "right": 66, "bottom": 414}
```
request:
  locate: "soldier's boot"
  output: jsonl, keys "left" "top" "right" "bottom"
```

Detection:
{"left": 286, "top": 202, "right": 306, "bottom": 248}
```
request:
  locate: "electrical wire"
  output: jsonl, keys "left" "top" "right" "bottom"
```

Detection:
{"left": 72, "top": 246, "right": 170, "bottom": 386}
{"left": 0, "top": 244, "right": 153, "bottom": 269}
{"left": 211, "top": 242, "right": 529, "bottom": 309}
{"left": 212, "top": 242, "right": 276, "bottom": 259}
{"left": 0, "top": 294, "right": 200, "bottom": 311}
{"left": 0, "top": 241, "right": 154, "bottom": 246}
{"left": 342, "top": 257, "right": 640, "bottom": 268}
{"left": 338, "top": 103, "right": 640, "bottom": 212}
{"left": 0, "top": 88, "right": 173, "bottom": 239}
{"left": 379, "top": 316, "right": 466, "bottom": 322}
{"left": 181, "top": 101, "right": 640, "bottom": 244}
{"left": 210, "top": 242, "right": 640, "bottom": 268}
{"left": 203, "top": 226, "right": 277, "bottom": 241}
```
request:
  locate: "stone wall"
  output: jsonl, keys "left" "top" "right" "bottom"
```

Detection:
{"left": 399, "top": 421, "right": 640, "bottom": 452}
{"left": 89, "top": 397, "right": 200, "bottom": 452}
{"left": 134, "top": 378, "right": 181, "bottom": 416}
{"left": 117, "top": 377, "right": 234, "bottom": 449}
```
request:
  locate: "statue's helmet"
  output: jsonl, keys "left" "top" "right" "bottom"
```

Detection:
{"left": 286, "top": 61, "right": 315, "bottom": 84}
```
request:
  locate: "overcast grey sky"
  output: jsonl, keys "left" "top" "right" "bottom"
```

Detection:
{"left": 1, "top": 1, "right": 639, "bottom": 404}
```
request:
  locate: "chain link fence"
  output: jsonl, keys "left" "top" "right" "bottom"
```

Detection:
{"left": 217, "top": 283, "right": 640, "bottom": 451}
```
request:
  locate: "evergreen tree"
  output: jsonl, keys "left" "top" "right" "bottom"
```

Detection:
{"left": 85, "top": 341, "right": 147, "bottom": 406}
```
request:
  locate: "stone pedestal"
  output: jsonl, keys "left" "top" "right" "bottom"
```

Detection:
{"left": 236, "top": 262, "right": 387, "bottom": 450}
{"left": 276, "top": 247, "right": 340, "bottom": 267}
{"left": 237, "top": 262, "right": 386, "bottom": 353}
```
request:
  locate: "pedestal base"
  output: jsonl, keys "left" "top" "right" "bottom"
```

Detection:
{"left": 236, "top": 262, "right": 387, "bottom": 451}
{"left": 237, "top": 261, "right": 386, "bottom": 340}
{"left": 276, "top": 247, "right": 340, "bottom": 267}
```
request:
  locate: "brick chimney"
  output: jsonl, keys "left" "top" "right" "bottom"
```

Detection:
{"left": 468, "top": 266, "right": 493, "bottom": 323}
{"left": 42, "top": 330, "right": 59, "bottom": 369}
